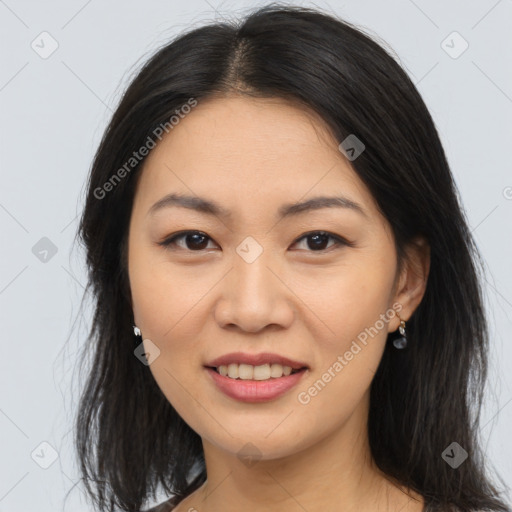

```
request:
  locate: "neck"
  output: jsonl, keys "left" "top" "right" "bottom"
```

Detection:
{"left": 187, "top": 394, "right": 422, "bottom": 512}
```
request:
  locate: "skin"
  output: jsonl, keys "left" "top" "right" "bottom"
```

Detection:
{"left": 128, "top": 95, "right": 430, "bottom": 512}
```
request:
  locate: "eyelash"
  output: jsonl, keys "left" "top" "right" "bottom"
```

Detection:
{"left": 157, "top": 230, "right": 354, "bottom": 254}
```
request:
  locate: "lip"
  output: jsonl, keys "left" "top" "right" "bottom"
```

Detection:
{"left": 205, "top": 366, "right": 308, "bottom": 403}
{"left": 205, "top": 351, "right": 309, "bottom": 370}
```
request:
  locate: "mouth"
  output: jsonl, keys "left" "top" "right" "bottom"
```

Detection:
{"left": 205, "top": 363, "right": 308, "bottom": 380}
{"left": 204, "top": 364, "right": 309, "bottom": 403}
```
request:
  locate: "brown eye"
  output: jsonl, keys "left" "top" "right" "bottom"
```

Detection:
{"left": 159, "top": 231, "right": 216, "bottom": 251}
{"left": 291, "top": 231, "right": 351, "bottom": 252}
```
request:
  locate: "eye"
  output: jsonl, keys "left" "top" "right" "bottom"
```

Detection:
{"left": 290, "top": 231, "right": 352, "bottom": 252}
{"left": 158, "top": 230, "right": 217, "bottom": 251}
{"left": 157, "top": 230, "right": 353, "bottom": 253}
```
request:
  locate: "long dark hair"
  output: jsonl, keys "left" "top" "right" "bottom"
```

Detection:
{"left": 74, "top": 4, "right": 511, "bottom": 511}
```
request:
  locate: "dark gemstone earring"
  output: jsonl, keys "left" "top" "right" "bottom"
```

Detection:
{"left": 393, "top": 314, "right": 407, "bottom": 349}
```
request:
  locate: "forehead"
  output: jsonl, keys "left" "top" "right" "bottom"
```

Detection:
{"left": 151, "top": 95, "right": 342, "bottom": 164}
{"left": 134, "top": 95, "right": 377, "bottom": 221}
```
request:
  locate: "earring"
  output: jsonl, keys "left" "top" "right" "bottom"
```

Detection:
{"left": 133, "top": 325, "right": 141, "bottom": 337}
{"left": 393, "top": 314, "right": 407, "bottom": 349}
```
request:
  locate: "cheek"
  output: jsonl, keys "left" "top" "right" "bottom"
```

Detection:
{"left": 129, "top": 254, "right": 210, "bottom": 416}
{"left": 299, "top": 249, "right": 396, "bottom": 346}
{"left": 129, "top": 240, "right": 208, "bottom": 341}
{"left": 293, "top": 251, "right": 396, "bottom": 409}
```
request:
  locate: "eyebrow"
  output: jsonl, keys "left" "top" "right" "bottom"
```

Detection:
{"left": 147, "top": 192, "right": 368, "bottom": 220}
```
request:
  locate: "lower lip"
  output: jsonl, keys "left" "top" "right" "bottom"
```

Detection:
{"left": 204, "top": 367, "right": 308, "bottom": 403}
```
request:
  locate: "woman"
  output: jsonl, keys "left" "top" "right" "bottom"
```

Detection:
{"left": 74, "top": 4, "right": 511, "bottom": 511}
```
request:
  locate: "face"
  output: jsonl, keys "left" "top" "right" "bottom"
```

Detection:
{"left": 127, "top": 95, "right": 417, "bottom": 461}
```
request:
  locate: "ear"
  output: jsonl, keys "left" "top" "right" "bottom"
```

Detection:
{"left": 389, "top": 236, "right": 430, "bottom": 331}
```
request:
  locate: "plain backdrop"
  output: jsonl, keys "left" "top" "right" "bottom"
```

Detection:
{"left": 0, "top": 0, "right": 511, "bottom": 510}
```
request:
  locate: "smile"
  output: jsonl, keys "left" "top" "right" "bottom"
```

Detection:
{"left": 211, "top": 362, "right": 304, "bottom": 380}
{"left": 204, "top": 365, "right": 308, "bottom": 403}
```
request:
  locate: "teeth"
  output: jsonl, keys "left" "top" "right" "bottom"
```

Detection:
{"left": 228, "top": 363, "right": 239, "bottom": 378}
{"left": 216, "top": 363, "right": 297, "bottom": 380}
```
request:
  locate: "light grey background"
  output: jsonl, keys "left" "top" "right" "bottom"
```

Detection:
{"left": 1, "top": 0, "right": 511, "bottom": 510}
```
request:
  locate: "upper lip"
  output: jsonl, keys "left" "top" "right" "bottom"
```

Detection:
{"left": 205, "top": 352, "right": 309, "bottom": 370}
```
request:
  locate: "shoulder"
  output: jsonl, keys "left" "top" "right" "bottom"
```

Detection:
{"left": 144, "top": 497, "right": 178, "bottom": 512}
{"left": 145, "top": 480, "right": 206, "bottom": 511}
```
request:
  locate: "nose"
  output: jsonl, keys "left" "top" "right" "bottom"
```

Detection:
{"left": 214, "top": 249, "right": 295, "bottom": 333}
